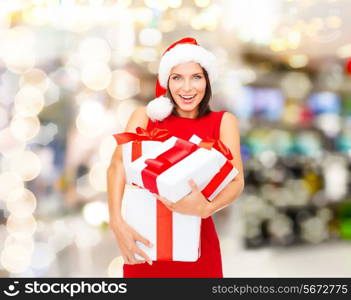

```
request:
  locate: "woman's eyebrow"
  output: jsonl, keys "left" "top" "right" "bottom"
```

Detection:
{"left": 170, "top": 72, "right": 204, "bottom": 75}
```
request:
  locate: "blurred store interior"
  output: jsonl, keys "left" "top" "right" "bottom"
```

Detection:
{"left": 0, "top": 0, "right": 351, "bottom": 277}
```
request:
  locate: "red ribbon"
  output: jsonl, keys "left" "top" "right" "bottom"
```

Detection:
{"left": 113, "top": 127, "right": 172, "bottom": 162}
{"left": 201, "top": 160, "right": 234, "bottom": 199}
{"left": 141, "top": 139, "right": 198, "bottom": 194}
{"left": 198, "top": 138, "right": 234, "bottom": 200}
{"left": 199, "top": 138, "right": 233, "bottom": 161}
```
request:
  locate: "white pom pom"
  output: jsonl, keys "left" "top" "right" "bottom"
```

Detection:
{"left": 146, "top": 95, "right": 174, "bottom": 121}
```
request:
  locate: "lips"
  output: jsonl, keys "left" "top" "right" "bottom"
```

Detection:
{"left": 179, "top": 94, "right": 196, "bottom": 101}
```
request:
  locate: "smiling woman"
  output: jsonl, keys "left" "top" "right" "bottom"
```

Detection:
{"left": 107, "top": 37, "right": 244, "bottom": 278}
{"left": 167, "top": 63, "right": 212, "bottom": 119}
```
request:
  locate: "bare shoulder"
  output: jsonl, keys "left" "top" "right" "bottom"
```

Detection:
{"left": 220, "top": 111, "right": 239, "bottom": 136}
{"left": 125, "top": 106, "right": 149, "bottom": 132}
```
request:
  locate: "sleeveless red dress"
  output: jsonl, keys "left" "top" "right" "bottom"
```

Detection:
{"left": 123, "top": 110, "right": 226, "bottom": 278}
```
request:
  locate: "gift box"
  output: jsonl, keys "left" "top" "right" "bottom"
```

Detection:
{"left": 119, "top": 128, "right": 239, "bottom": 262}
{"left": 122, "top": 187, "right": 201, "bottom": 261}
{"left": 125, "top": 132, "right": 239, "bottom": 203}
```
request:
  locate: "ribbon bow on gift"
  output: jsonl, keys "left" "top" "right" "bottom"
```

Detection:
{"left": 113, "top": 127, "right": 172, "bottom": 161}
{"left": 114, "top": 127, "right": 172, "bottom": 145}
{"left": 142, "top": 139, "right": 198, "bottom": 194}
{"left": 199, "top": 138, "right": 233, "bottom": 161}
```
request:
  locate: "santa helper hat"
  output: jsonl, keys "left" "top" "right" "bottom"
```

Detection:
{"left": 146, "top": 37, "right": 218, "bottom": 122}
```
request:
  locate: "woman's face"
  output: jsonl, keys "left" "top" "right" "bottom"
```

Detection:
{"left": 168, "top": 61, "right": 206, "bottom": 116}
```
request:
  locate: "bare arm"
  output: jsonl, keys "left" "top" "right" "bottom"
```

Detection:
{"left": 107, "top": 106, "right": 149, "bottom": 223}
{"left": 107, "top": 106, "right": 154, "bottom": 265}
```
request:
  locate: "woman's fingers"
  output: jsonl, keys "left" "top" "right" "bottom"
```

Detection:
{"left": 133, "top": 232, "right": 153, "bottom": 265}
{"left": 123, "top": 255, "right": 132, "bottom": 265}
{"left": 134, "top": 231, "right": 153, "bottom": 248}
{"left": 124, "top": 252, "right": 141, "bottom": 265}
{"left": 153, "top": 193, "right": 174, "bottom": 210}
{"left": 188, "top": 179, "right": 200, "bottom": 192}
{"left": 133, "top": 246, "right": 152, "bottom": 265}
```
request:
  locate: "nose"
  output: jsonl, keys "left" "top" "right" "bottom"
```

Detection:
{"left": 182, "top": 78, "right": 192, "bottom": 92}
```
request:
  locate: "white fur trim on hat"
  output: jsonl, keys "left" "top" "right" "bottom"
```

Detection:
{"left": 158, "top": 43, "right": 218, "bottom": 88}
{"left": 146, "top": 95, "right": 174, "bottom": 121}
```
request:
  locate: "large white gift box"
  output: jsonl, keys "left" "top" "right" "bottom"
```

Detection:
{"left": 125, "top": 135, "right": 239, "bottom": 202}
{"left": 122, "top": 187, "right": 201, "bottom": 262}
{"left": 119, "top": 131, "right": 239, "bottom": 262}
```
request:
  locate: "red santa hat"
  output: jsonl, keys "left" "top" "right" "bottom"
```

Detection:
{"left": 146, "top": 37, "right": 218, "bottom": 121}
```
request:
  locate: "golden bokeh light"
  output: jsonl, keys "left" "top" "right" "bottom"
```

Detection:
{"left": 14, "top": 86, "right": 45, "bottom": 117}
{"left": 132, "top": 7, "right": 153, "bottom": 25}
{"left": 1, "top": 27, "right": 36, "bottom": 73}
{"left": 19, "top": 68, "right": 49, "bottom": 92}
{"left": 78, "top": 37, "right": 111, "bottom": 63}
{"left": 82, "top": 201, "right": 109, "bottom": 226}
{"left": 75, "top": 100, "right": 106, "bottom": 138}
{"left": 0, "top": 172, "right": 24, "bottom": 201}
{"left": 0, "top": 244, "right": 32, "bottom": 274}
{"left": 4, "top": 51, "right": 36, "bottom": 74}
{"left": 166, "top": 0, "right": 182, "bottom": 8}
{"left": 6, "top": 188, "right": 37, "bottom": 217}
{"left": 116, "top": 99, "right": 140, "bottom": 128}
{"left": 10, "top": 116, "right": 40, "bottom": 141}
{"left": 194, "top": 0, "right": 211, "bottom": 8}
{"left": 270, "top": 38, "right": 288, "bottom": 52}
{"left": 6, "top": 215, "right": 37, "bottom": 238}
{"left": 139, "top": 28, "right": 162, "bottom": 46}
{"left": 288, "top": 54, "right": 308, "bottom": 68}
{"left": 0, "top": 128, "right": 26, "bottom": 157}
{"left": 4, "top": 235, "right": 35, "bottom": 254}
{"left": 81, "top": 63, "right": 112, "bottom": 91}
{"left": 144, "top": 0, "right": 168, "bottom": 11}
{"left": 107, "top": 70, "right": 140, "bottom": 100}
{"left": 107, "top": 256, "right": 124, "bottom": 277}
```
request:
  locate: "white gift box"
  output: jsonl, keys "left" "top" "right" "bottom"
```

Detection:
{"left": 122, "top": 187, "right": 201, "bottom": 262}
{"left": 125, "top": 135, "right": 239, "bottom": 203}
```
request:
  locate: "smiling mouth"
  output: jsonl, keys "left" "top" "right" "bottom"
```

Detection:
{"left": 179, "top": 95, "right": 196, "bottom": 101}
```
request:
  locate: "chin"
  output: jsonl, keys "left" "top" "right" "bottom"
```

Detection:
{"left": 175, "top": 99, "right": 202, "bottom": 112}
{"left": 177, "top": 104, "right": 198, "bottom": 112}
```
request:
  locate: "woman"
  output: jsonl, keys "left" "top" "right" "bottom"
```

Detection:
{"left": 107, "top": 37, "right": 244, "bottom": 278}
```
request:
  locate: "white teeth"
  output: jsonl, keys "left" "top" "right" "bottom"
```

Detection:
{"left": 180, "top": 95, "right": 195, "bottom": 100}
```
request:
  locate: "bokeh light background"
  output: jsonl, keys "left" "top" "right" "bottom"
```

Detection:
{"left": 0, "top": 0, "right": 351, "bottom": 277}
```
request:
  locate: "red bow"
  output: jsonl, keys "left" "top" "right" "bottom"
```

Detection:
{"left": 199, "top": 138, "right": 233, "bottom": 160}
{"left": 141, "top": 139, "right": 198, "bottom": 194}
{"left": 113, "top": 127, "right": 172, "bottom": 145}
{"left": 113, "top": 127, "right": 172, "bottom": 162}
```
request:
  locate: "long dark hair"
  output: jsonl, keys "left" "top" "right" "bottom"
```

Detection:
{"left": 166, "top": 67, "right": 212, "bottom": 118}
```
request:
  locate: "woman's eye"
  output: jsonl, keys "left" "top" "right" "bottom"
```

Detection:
{"left": 194, "top": 75, "right": 202, "bottom": 79}
{"left": 172, "top": 76, "right": 179, "bottom": 80}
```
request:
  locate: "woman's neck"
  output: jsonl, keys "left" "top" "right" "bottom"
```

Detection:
{"left": 176, "top": 108, "right": 199, "bottom": 119}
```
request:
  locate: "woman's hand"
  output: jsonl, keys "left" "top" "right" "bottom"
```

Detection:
{"left": 109, "top": 217, "right": 153, "bottom": 265}
{"left": 154, "top": 179, "right": 212, "bottom": 218}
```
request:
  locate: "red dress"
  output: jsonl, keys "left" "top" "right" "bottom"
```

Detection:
{"left": 123, "top": 110, "right": 226, "bottom": 278}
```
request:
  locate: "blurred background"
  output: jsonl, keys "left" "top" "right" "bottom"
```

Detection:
{"left": 0, "top": 0, "right": 351, "bottom": 277}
